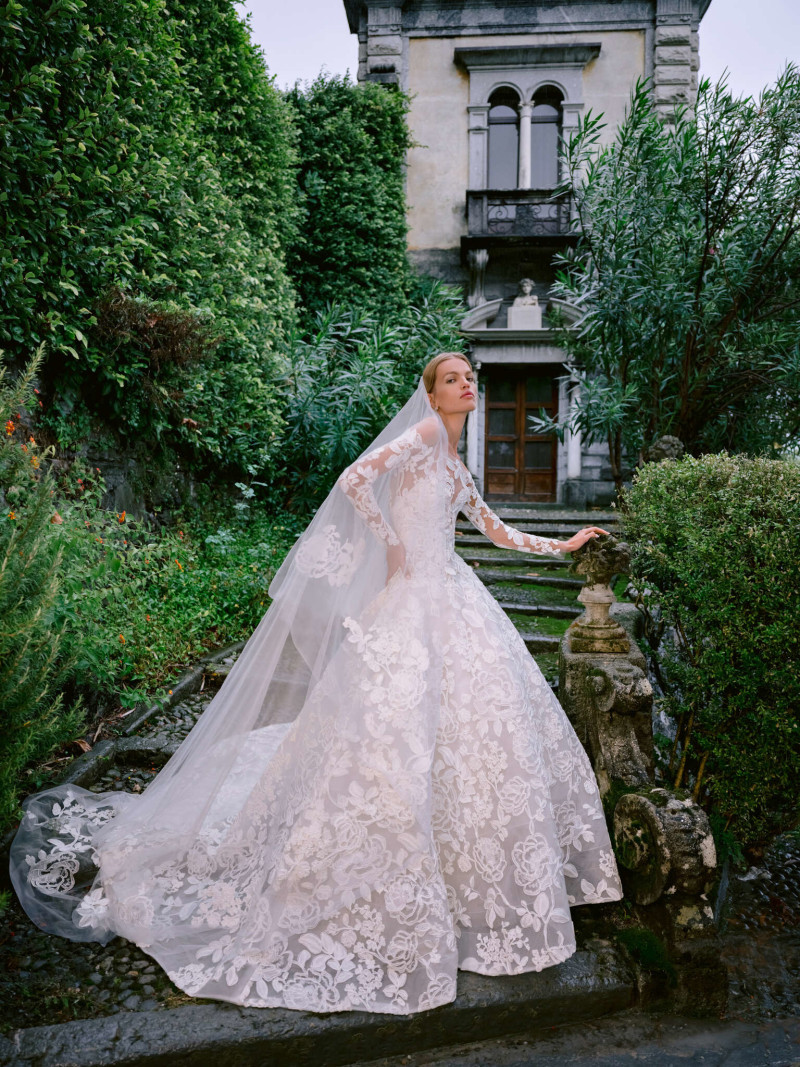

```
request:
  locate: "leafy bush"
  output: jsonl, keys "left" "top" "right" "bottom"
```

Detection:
{"left": 0, "top": 349, "right": 85, "bottom": 832}
{"left": 0, "top": 0, "right": 296, "bottom": 473}
{"left": 285, "top": 74, "right": 413, "bottom": 321}
{"left": 0, "top": 353, "right": 302, "bottom": 834}
{"left": 278, "top": 281, "right": 467, "bottom": 509}
{"left": 546, "top": 70, "right": 800, "bottom": 492}
{"left": 621, "top": 453, "right": 800, "bottom": 850}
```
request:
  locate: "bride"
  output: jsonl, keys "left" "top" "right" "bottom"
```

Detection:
{"left": 10, "top": 352, "right": 623, "bottom": 1016}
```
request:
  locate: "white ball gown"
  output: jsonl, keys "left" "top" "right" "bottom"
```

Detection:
{"left": 10, "top": 380, "right": 622, "bottom": 1016}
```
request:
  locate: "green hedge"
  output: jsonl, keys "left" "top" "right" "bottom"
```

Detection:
{"left": 286, "top": 74, "right": 413, "bottom": 321}
{"left": 0, "top": 0, "right": 296, "bottom": 472}
{"left": 621, "top": 453, "right": 800, "bottom": 850}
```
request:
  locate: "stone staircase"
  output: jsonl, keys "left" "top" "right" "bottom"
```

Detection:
{"left": 455, "top": 503, "right": 620, "bottom": 683}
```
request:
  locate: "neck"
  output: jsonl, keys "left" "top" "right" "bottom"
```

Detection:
{"left": 438, "top": 410, "right": 468, "bottom": 453}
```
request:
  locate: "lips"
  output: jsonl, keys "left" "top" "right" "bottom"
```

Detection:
{"left": 461, "top": 392, "right": 474, "bottom": 399}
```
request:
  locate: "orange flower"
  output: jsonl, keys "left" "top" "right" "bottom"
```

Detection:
{"left": 50, "top": 511, "right": 63, "bottom": 525}
{"left": 174, "top": 559, "right": 183, "bottom": 570}
{"left": 117, "top": 510, "right": 126, "bottom": 523}
{"left": 21, "top": 444, "right": 27, "bottom": 453}
{"left": 8, "top": 511, "right": 16, "bottom": 520}
{"left": 4, "top": 421, "right": 14, "bottom": 435}
{"left": 119, "top": 634, "right": 126, "bottom": 644}
{"left": 31, "top": 456, "right": 40, "bottom": 469}
{"left": 28, "top": 435, "right": 35, "bottom": 445}
{"left": 146, "top": 614, "right": 151, "bottom": 621}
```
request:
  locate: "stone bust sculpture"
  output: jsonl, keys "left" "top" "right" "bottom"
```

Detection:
{"left": 512, "top": 278, "right": 539, "bottom": 306}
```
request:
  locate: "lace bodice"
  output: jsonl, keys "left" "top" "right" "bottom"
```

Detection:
{"left": 337, "top": 423, "right": 563, "bottom": 571}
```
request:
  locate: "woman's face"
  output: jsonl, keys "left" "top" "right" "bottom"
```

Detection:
{"left": 428, "top": 358, "right": 477, "bottom": 415}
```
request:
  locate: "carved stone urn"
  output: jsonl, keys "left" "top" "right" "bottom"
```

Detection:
{"left": 568, "top": 535, "right": 631, "bottom": 654}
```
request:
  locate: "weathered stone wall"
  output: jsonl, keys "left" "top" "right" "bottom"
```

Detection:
{"left": 405, "top": 30, "right": 647, "bottom": 256}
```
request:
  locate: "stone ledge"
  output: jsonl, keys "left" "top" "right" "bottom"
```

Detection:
{"left": 4, "top": 943, "right": 636, "bottom": 1067}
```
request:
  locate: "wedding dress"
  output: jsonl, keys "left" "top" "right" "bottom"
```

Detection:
{"left": 10, "top": 379, "right": 622, "bottom": 1016}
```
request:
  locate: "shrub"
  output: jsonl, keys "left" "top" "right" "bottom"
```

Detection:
{"left": 0, "top": 351, "right": 302, "bottom": 835}
{"left": 621, "top": 453, "right": 800, "bottom": 850}
{"left": 0, "top": 0, "right": 296, "bottom": 474}
{"left": 278, "top": 281, "right": 467, "bottom": 510}
{"left": 285, "top": 74, "right": 413, "bottom": 321}
{"left": 0, "top": 349, "right": 85, "bottom": 832}
{"left": 546, "top": 70, "right": 800, "bottom": 493}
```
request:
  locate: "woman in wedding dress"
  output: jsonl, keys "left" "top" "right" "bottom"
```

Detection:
{"left": 10, "top": 352, "right": 623, "bottom": 1016}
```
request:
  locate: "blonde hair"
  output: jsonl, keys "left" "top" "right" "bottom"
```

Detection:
{"left": 422, "top": 352, "right": 473, "bottom": 394}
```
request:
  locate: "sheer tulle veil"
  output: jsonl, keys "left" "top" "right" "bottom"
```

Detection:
{"left": 10, "top": 377, "right": 451, "bottom": 948}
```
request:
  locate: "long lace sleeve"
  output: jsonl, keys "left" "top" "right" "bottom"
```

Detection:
{"left": 461, "top": 475, "right": 564, "bottom": 557}
{"left": 337, "top": 424, "right": 431, "bottom": 546}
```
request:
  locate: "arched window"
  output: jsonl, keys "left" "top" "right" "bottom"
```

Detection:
{"left": 530, "top": 86, "right": 563, "bottom": 188}
{"left": 488, "top": 88, "right": 520, "bottom": 189}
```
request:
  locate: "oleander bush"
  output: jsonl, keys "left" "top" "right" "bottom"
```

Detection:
{"left": 279, "top": 280, "right": 467, "bottom": 510}
{"left": 621, "top": 452, "right": 800, "bottom": 851}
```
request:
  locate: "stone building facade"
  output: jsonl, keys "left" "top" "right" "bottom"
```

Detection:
{"left": 343, "top": 0, "right": 712, "bottom": 504}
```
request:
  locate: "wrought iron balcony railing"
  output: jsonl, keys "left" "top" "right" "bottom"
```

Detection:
{"left": 466, "top": 189, "right": 574, "bottom": 239}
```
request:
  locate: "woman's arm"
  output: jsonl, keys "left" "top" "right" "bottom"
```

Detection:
{"left": 337, "top": 418, "right": 438, "bottom": 548}
{"left": 461, "top": 477, "right": 608, "bottom": 556}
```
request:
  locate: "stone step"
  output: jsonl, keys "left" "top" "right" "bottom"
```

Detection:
{"left": 474, "top": 509, "right": 619, "bottom": 524}
{"left": 455, "top": 521, "right": 615, "bottom": 537}
{"left": 6, "top": 944, "right": 636, "bottom": 1067}
{"left": 520, "top": 632, "right": 561, "bottom": 653}
{"left": 458, "top": 552, "right": 567, "bottom": 570}
{"left": 478, "top": 570, "right": 585, "bottom": 590}
{"left": 497, "top": 601, "right": 582, "bottom": 620}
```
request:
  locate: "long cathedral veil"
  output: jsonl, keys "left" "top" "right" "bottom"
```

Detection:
{"left": 10, "top": 377, "right": 450, "bottom": 951}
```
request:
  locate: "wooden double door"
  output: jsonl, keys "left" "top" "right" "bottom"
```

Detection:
{"left": 484, "top": 367, "right": 558, "bottom": 501}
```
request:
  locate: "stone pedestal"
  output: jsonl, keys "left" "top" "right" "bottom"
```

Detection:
{"left": 507, "top": 304, "right": 542, "bottom": 330}
{"left": 557, "top": 534, "right": 718, "bottom": 919}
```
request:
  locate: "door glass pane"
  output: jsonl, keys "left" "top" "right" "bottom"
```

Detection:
{"left": 491, "top": 378, "right": 516, "bottom": 403}
{"left": 525, "top": 441, "right": 552, "bottom": 468}
{"left": 488, "top": 408, "right": 516, "bottom": 436}
{"left": 526, "top": 375, "right": 552, "bottom": 404}
{"left": 488, "top": 440, "right": 516, "bottom": 467}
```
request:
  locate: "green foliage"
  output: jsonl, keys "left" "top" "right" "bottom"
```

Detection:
{"left": 0, "top": 348, "right": 85, "bottom": 832}
{"left": 621, "top": 452, "right": 800, "bottom": 849}
{"left": 542, "top": 69, "right": 800, "bottom": 490}
{"left": 285, "top": 74, "right": 414, "bottom": 320}
{"left": 278, "top": 281, "right": 467, "bottom": 509}
{"left": 0, "top": 353, "right": 301, "bottom": 834}
{"left": 615, "top": 927, "right": 677, "bottom": 984}
{"left": 0, "top": 0, "right": 296, "bottom": 473}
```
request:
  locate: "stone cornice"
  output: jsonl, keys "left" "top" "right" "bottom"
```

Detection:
{"left": 344, "top": 0, "right": 714, "bottom": 37}
{"left": 455, "top": 43, "right": 602, "bottom": 72}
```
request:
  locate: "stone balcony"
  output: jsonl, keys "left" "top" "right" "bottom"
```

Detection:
{"left": 465, "top": 188, "right": 575, "bottom": 243}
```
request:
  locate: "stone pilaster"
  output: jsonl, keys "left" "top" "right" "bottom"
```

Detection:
{"left": 359, "top": 1, "right": 403, "bottom": 86}
{"left": 654, "top": 0, "right": 701, "bottom": 121}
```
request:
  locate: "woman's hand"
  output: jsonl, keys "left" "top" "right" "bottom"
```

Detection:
{"left": 386, "top": 541, "right": 408, "bottom": 581}
{"left": 558, "top": 526, "right": 611, "bottom": 553}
